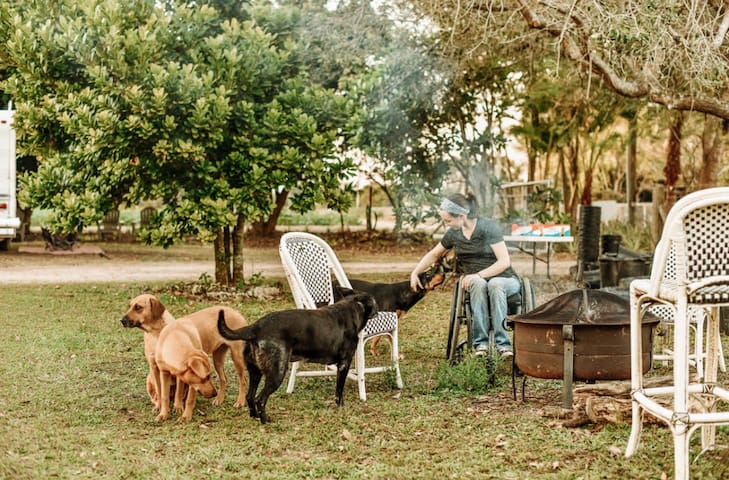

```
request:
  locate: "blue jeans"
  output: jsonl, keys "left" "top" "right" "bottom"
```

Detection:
{"left": 468, "top": 276, "right": 521, "bottom": 350}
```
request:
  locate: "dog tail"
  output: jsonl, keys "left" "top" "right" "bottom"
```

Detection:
{"left": 217, "top": 309, "right": 255, "bottom": 341}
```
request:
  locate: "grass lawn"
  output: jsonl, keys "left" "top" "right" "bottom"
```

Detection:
{"left": 1, "top": 267, "right": 728, "bottom": 479}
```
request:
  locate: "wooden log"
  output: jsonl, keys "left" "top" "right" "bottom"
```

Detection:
{"left": 559, "top": 375, "right": 698, "bottom": 427}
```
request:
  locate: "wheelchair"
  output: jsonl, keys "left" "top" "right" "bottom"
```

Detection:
{"left": 445, "top": 273, "right": 536, "bottom": 366}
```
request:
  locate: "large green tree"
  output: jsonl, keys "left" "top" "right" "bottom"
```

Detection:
{"left": 0, "top": 0, "right": 354, "bottom": 284}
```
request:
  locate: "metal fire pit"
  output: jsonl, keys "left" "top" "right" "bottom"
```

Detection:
{"left": 510, "top": 289, "right": 660, "bottom": 408}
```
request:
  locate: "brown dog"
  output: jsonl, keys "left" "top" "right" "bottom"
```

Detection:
{"left": 182, "top": 305, "right": 249, "bottom": 408}
{"left": 155, "top": 319, "right": 218, "bottom": 421}
{"left": 120, "top": 294, "right": 176, "bottom": 409}
{"left": 121, "top": 295, "right": 249, "bottom": 409}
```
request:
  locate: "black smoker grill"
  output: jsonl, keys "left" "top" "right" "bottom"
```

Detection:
{"left": 598, "top": 235, "right": 652, "bottom": 288}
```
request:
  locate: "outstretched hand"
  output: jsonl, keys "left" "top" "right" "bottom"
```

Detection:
{"left": 410, "top": 272, "right": 423, "bottom": 292}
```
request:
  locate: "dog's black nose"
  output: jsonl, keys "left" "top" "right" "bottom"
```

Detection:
{"left": 120, "top": 316, "right": 131, "bottom": 327}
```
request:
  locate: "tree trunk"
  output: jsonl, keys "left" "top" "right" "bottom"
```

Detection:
{"left": 250, "top": 189, "right": 289, "bottom": 236}
{"left": 664, "top": 111, "right": 683, "bottom": 211}
{"left": 699, "top": 114, "right": 724, "bottom": 189}
{"left": 214, "top": 228, "right": 230, "bottom": 285}
{"left": 232, "top": 213, "right": 245, "bottom": 285}
{"left": 366, "top": 185, "right": 373, "bottom": 231}
{"left": 580, "top": 167, "right": 593, "bottom": 205}
{"left": 16, "top": 203, "right": 32, "bottom": 242}
{"left": 558, "top": 149, "right": 571, "bottom": 224}
{"left": 528, "top": 105, "right": 539, "bottom": 181}
{"left": 566, "top": 141, "right": 580, "bottom": 220}
{"left": 651, "top": 183, "right": 666, "bottom": 245}
{"left": 626, "top": 113, "right": 638, "bottom": 225}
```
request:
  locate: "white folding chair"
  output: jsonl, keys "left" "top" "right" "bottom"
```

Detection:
{"left": 279, "top": 232, "right": 403, "bottom": 401}
{"left": 625, "top": 187, "right": 729, "bottom": 480}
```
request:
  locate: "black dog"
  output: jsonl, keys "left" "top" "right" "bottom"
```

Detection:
{"left": 334, "top": 266, "right": 446, "bottom": 355}
{"left": 217, "top": 292, "right": 378, "bottom": 424}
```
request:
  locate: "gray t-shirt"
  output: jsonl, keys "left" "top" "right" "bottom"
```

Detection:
{"left": 441, "top": 217, "right": 516, "bottom": 279}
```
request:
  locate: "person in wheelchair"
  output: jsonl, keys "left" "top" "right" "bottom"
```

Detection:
{"left": 410, "top": 193, "right": 520, "bottom": 358}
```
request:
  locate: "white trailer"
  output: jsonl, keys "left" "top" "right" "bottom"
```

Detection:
{"left": 0, "top": 109, "right": 20, "bottom": 251}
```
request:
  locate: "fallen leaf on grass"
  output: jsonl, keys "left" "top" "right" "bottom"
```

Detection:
{"left": 607, "top": 445, "right": 623, "bottom": 456}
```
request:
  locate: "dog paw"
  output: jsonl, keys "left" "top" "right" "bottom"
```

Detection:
{"left": 155, "top": 412, "right": 168, "bottom": 422}
{"left": 212, "top": 397, "right": 224, "bottom": 406}
{"left": 177, "top": 414, "right": 192, "bottom": 422}
{"left": 233, "top": 400, "right": 244, "bottom": 408}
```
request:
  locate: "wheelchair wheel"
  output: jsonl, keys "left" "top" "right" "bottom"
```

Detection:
{"left": 521, "top": 276, "right": 537, "bottom": 313}
{"left": 446, "top": 280, "right": 470, "bottom": 364}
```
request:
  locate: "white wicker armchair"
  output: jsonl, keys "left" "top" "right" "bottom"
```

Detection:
{"left": 625, "top": 187, "right": 729, "bottom": 480}
{"left": 279, "top": 232, "right": 403, "bottom": 401}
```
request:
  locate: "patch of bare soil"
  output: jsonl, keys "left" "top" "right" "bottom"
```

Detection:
{"left": 0, "top": 231, "right": 578, "bottom": 289}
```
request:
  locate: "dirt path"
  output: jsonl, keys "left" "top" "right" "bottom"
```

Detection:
{"left": 0, "top": 259, "right": 427, "bottom": 284}
{"left": 0, "top": 244, "right": 576, "bottom": 285}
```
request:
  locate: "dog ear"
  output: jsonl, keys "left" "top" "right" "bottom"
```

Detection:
{"left": 150, "top": 296, "right": 166, "bottom": 319}
{"left": 333, "top": 286, "right": 355, "bottom": 302}
{"left": 356, "top": 293, "right": 378, "bottom": 319}
{"left": 187, "top": 355, "right": 211, "bottom": 379}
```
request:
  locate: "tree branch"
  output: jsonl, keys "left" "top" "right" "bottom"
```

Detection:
{"left": 514, "top": 0, "right": 729, "bottom": 120}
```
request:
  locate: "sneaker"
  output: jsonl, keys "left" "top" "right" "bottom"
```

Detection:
{"left": 474, "top": 344, "right": 489, "bottom": 357}
{"left": 498, "top": 348, "right": 513, "bottom": 359}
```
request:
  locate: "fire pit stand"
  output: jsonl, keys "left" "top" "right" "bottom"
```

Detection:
{"left": 510, "top": 289, "right": 660, "bottom": 409}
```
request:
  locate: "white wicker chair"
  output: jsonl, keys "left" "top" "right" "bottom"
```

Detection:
{"left": 279, "top": 232, "right": 403, "bottom": 401}
{"left": 649, "top": 303, "right": 725, "bottom": 379}
{"left": 625, "top": 187, "right": 729, "bottom": 480}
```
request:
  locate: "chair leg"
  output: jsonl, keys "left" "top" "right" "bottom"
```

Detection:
{"left": 286, "top": 361, "right": 299, "bottom": 394}
{"left": 695, "top": 314, "right": 705, "bottom": 379}
{"left": 701, "top": 308, "right": 721, "bottom": 450}
{"left": 672, "top": 301, "right": 691, "bottom": 480}
{"left": 391, "top": 331, "right": 403, "bottom": 390}
{"left": 625, "top": 401, "right": 643, "bottom": 457}
{"left": 674, "top": 424, "right": 691, "bottom": 480}
{"left": 356, "top": 339, "right": 367, "bottom": 401}
{"left": 626, "top": 289, "right": 645, "bottom": 458}
{"left": 707, "top": 307, "right": 726, "bottom": 373}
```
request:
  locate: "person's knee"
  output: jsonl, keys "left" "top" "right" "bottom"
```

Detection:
{"left": 468, "top": 278, "right": 488, "bottom": 297}
{"left": 486, "top": 278, "right": 509, "bottom": 299}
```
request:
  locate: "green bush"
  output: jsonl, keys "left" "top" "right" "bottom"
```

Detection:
{"left": 434, "top": 354, "right": 501, "bottom": 395}
{"left": 278, "top": 209, "right": 362, "bottom": 226}
{"left": 602, "top": 219, "right": 654, "bottom": 251}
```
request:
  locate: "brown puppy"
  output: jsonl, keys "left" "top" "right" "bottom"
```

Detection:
{"left": 181, "top": 305, "right": 249, "bottom": 408}
{"left": 120, "top": 294, "right": 176, "bottom": 409}
{"left": 217, "top": 292, "right": 378, "bottom": 424}
{"left": 155, "top": 320, "right": 218, "bottom": 421}
{"left": 121, "top": 295, "right": 249, "bottom": 409}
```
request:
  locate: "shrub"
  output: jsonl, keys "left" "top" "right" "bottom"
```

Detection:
{"left": 434, "top": 354, "right": 501, "bottom": 395}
